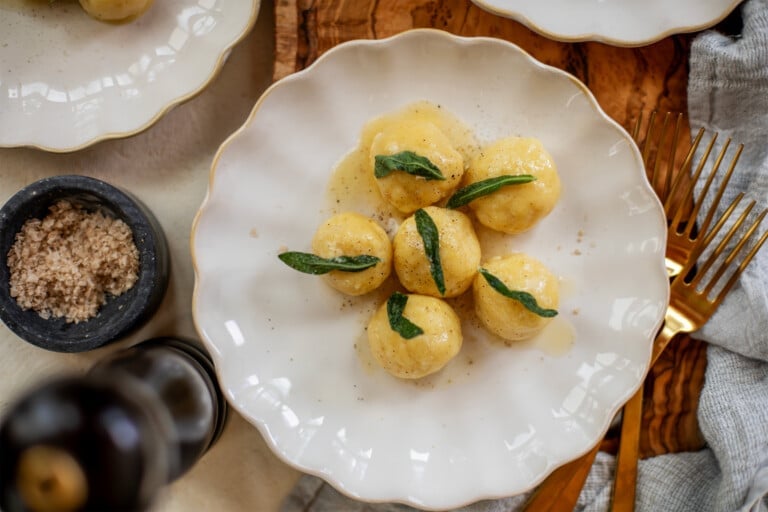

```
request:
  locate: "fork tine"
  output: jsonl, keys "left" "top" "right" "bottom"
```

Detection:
{"left": 688, "top": 200, "right": 756, "bottom": 289}
{"left": 691, "top": 201, "right": 755, "bottom": 286}
{"left": 713, "top": 220, "right": 768, "bottom": 304}
{"left": 667, "top": 133, "right": 717, "bottom": 237}
{"left": 645, "top": 112, "right": 680, "bottom": 200}
{"left": 692, "top": 143, "right": 743, "bottom": 239}
{"left": 678, "top": 193, "right": 745, "bottom": 279}
{"left": 636, "top": 111, "right": 686, "bottom": 203}
{"left": 663, "top": 127, "right": 705, "bottom": 215}
{"left": 632, "top": 112, "right": 643, "bottom": 141}
{"left": 658, "top": 112, "right": 683, "bottom": 200}
{"left": 689, "top": 201, "right": 755, "bottom": 288}
{"left": 647, "top": 112, "right": 671, "bottom": 196}
{"left": 641, "top": 111, "right": 657, "bottom": 161}
{"left": 702, "top": 208, "right": 767, "bottom": 298}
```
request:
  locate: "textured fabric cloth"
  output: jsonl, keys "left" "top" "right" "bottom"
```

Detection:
{"left": 282, "top": 1, "right": 768, "bottom": 510}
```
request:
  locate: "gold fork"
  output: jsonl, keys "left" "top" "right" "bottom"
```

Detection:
{"left": 634, "top": 111, "right": 744, "bottom": 278}
{"left": 521, "top": 115, "right": 703, "bottom": 512}
{"left": 612, "top": 197, "right": 768, "bottom": 511}
{"left": 522, "top": 120, "right": 750, "bottom": 512}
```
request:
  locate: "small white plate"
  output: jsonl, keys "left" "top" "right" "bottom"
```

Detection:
{"left": 471, "top": 0, "right": 743, "bottom": 46}
{"left": 0, "top": 0, "right": 260, "bottom": 152}
{"left": 192, "top": 29, "right": 669, "bottom": 510}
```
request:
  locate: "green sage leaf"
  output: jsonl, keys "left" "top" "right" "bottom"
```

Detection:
{"left": 387, "top": 291, "right": 424, "bottom": 339}
{"left": 478, "top": 268, "right": 558, "bottom": 318}
{"left": 278, "top": 252, "right": 380, "bottom": 275}
{"left": 414, "top": 209, "right": 446, "bottom": 295}
{"left": 446, "top": 174, "right": 536, "bottom": 208}
{"left": 374, "top": 151, "right": 445, "bottom": 181}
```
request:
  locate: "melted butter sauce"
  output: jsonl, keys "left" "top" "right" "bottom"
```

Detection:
{"left": 453, "top": 287, "right": 574, "bottom": 360}
{"left": 329, "top": 102, "right": 575, "bottom": 381}
{"left": 326, "top": 101, "right": 479, "bottom": 232}
{"left": 519, "top": 316, "right": 575, "bottom": 357}
{"left": 558, "top": 275, "right": 576, "bottom": 298}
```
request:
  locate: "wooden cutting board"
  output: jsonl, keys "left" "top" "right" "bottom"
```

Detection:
{"left": 273, "top": 0, "right": 708, "bottom": 458}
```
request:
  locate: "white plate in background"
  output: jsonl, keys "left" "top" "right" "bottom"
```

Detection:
{"left": 0, "top": 0, "right": 260, "bottom": 152}
{"left": 471, "top": 0, "right": 743, "bottom": 46}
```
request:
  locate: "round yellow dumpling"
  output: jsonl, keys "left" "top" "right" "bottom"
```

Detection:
{"left": 474, "top": 253, "right": 559, "bottom": 341}
{"left": 465, "top": 137, "right": 561, "bottom": 234}
{"left": 79, "top": 0, "right": 155, "bottom": 21}
{"left": 370, "top": 119, "right": 464, "bottom": 214}
{"left": 367, "top": 293, "right": 462, "bottom": 379}
{"left": 393, "top": 206, "right": 481, "bottom": 298}
{"left": 310, "top": 212, "right": 392, "bottom": 296}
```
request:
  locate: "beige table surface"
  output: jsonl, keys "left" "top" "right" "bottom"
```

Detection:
{"left": 0, "top": 1, "right": 302, "bottom": 510}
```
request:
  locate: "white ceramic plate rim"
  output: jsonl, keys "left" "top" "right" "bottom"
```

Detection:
{"left": 0, "top": 1, "right": 260, "bottom": 153}
{"left": 192, "top": 29, "right": 670, "bottom": 509}
{"left": 470, "top": 0, "right": 743, "bottom": 46}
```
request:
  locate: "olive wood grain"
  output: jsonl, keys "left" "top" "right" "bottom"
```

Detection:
{"left": 272, "top": 0, "right": 708, "bottom": 462}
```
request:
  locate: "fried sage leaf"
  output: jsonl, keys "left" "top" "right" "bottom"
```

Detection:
{"left": 278, "top": 252, "right": 380, "bottom": 275}
{"left": 374, "top": 151, "right": 445, "bottom": 181}
{"left": 387, "top": 291, "right": 424, "bottom": 339}
{"left": 414, "top": 209, "right": 446, "bottom": 295}
{"left": 446, "top": 174, "right": 536, "bottom": 208}
{"left": 478, "top": 268, "right": 558, "bottom": 318}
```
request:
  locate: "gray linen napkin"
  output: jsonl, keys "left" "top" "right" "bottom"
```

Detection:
{"left": 281, "top": 1, "right": 768, "bottom": 509}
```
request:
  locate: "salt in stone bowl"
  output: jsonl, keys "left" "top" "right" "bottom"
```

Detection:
{"left": 0, "top": 175, "right": 169, "bottom": 352}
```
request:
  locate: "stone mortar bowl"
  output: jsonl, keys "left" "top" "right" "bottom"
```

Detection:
{"left": 0, "top": 175, "right": 169, "bottom": 353}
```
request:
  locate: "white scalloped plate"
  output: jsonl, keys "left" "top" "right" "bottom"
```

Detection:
{"left": 0, "top": 0, "right": 259, "bottom": 152}
{"left": 192, "top": 29, "right": 669, "bottom": 510}
{"left": 471, "top": 0, "right": 743, "bottom": 46}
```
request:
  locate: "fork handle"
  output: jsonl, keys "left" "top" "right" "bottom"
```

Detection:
{"left": 523, "top": 321, "right": 683, "bottom": 512}
{"left": 611, "top": 320, "right": 683, "bottom": 511}
{"left": 651, "top": 320, "right": 681, "bottom": 368}
{"left": 521, "top": 442, "right": 601, "bottom": 511}
{"left": 612, "top": 386, "right": 645, "bottom": 511}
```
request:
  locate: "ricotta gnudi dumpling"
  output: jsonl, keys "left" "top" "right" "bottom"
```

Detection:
{"left": 367, "top": 293, "right": 462, "bottom": 379}
{"left": 393, "top": 206, "right": 481, "bottom": 298}
{"left": 79, "top": 0, "right": 154, "bottom": 21}
{"left": 473, "top": 253, "right": 559, "bottom": 341}
{"left": 370, "top": 119, "right": 464, "bottom": 214}
{"left": 465, "top": 137, "right": 560, "bottom": 234}
{"left": 311, "top": 212, "right": 392, "bottom": 296}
